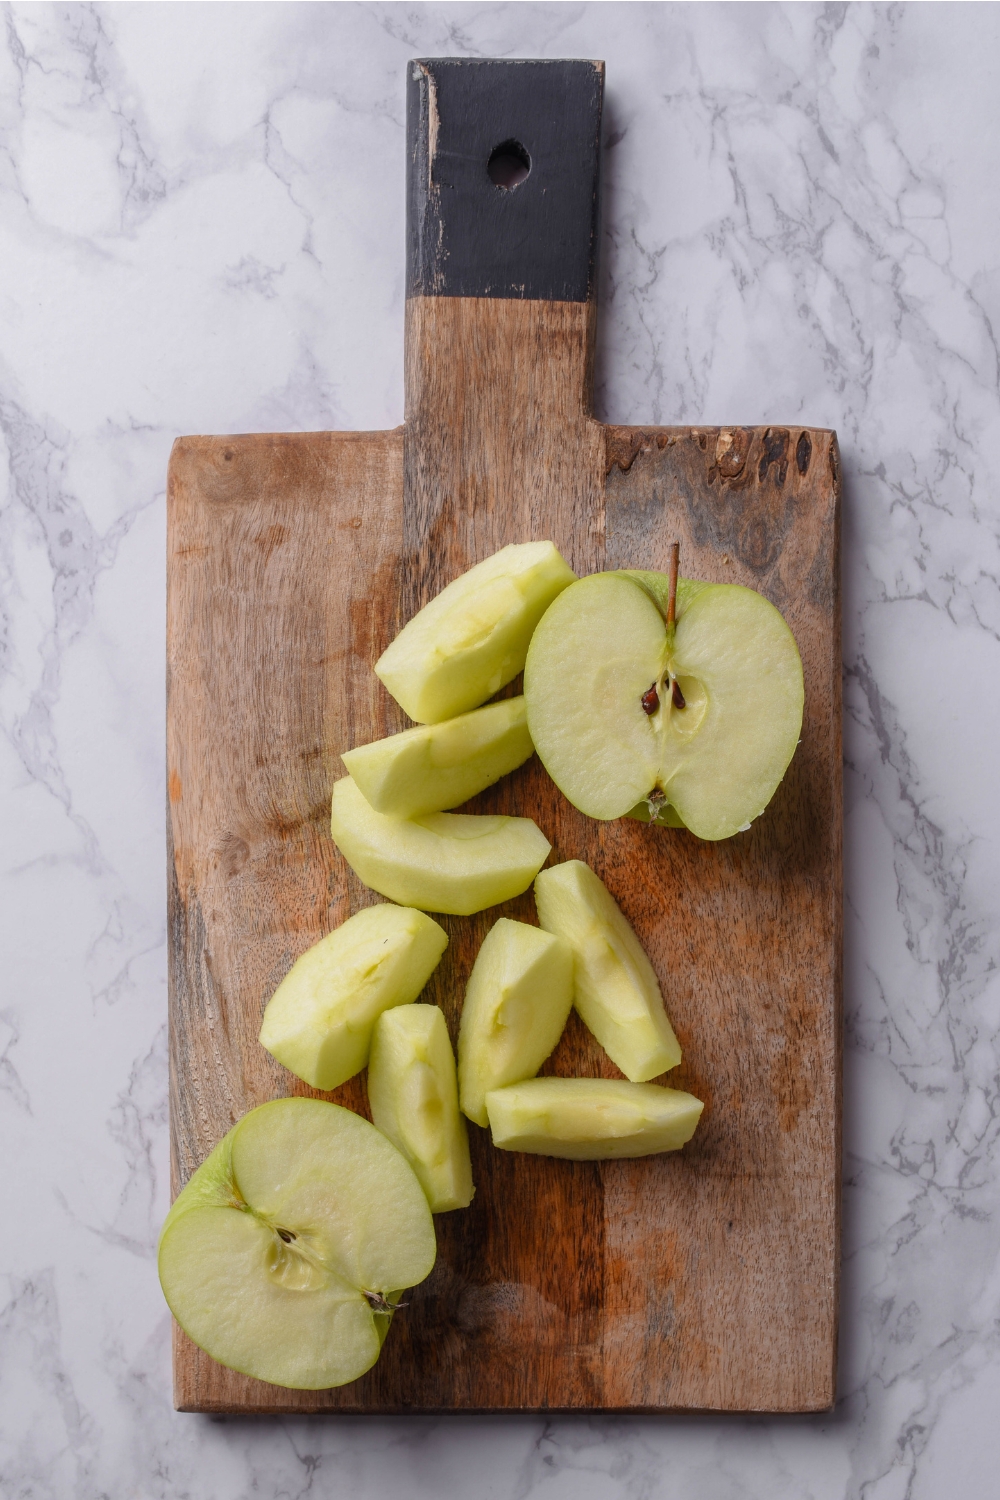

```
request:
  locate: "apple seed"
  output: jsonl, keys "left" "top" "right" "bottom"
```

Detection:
{"left": 641, "top": 683, "right": 660, "bottom": 715}
{"left": 671, "top": 679, "right": 686, "bottom": 710}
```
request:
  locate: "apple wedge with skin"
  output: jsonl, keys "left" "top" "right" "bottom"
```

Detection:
{"left": 458, "top": 918, "right": 573, "bottom": 1128}
{"left": 375, "top": 541, "right": 576, "bottom": 724}
{"left": 534, "top": 860, "right": 681, "bottom": 1083}
{"left": 486, "top": 1078, "right": 704, "bottom": 1160}
{"left": 330, "top": 776, "right": 551, "bottom": 915}
{"left": 157, "top": 1098, "right": 436, "bottom": 1390}
{"left": 258, "top": 904, "right": 448, "bottom": 1091}
{"left": 523, "top": 569, "right": 804, "bottom": 841}
{"left": 342, "top": 697, "right": 533, "bottom": 820}
{"left": 368, "top": 1004, "right": 474, "bottom": 1213}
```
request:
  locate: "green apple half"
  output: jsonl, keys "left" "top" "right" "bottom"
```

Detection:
{"left": 341, "top": 696, "right": 533, "bottom": 820}
{"left": 375, "top": 541, "right": 576, "bottom": 724}
{"left": 258, "top": 904, "right": 448, "bottom": 1091}
{"left": 368, "top": 1004, "right": 474, "bottom": 1213}
{"left": 157, "top": 1098, "right": 436, "bottom": 1389}
{"left": 330, "top": 776, "right": 551, "bottom": 915}
{"left": 485, "top": 1078, "right": 704, "bottom": 1160}
{"left": 534, "top": 860, "right": 681, "bottom": 1083}
{"left": 523, "top": 570, "right": 804, "bottom": 840}
{"left": 458, "top": 917, "right": 573, "bottom": 1127}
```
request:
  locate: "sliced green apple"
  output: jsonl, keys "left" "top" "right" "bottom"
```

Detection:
{"left": 485, "top": 1078, "right": 704, "bottom": 1159}
{"left": 341, "top": 697, "right": 533, "bottom": 820}
{"left": 258, "top": 904, "right": 448, "bottom": 1091}
{"left": 458, "top": 918, "right": 573, "bottom": 1127}
{"left": 375, "top": 541, "right": 576, "bottom": 724}
{"left": 157, "top": 1097, "right": 436, "bottom": 1389}
{"left": 330, "top": 776, "right": 551, "bottom": 915}
{"left": 534, "top": 860, "right": 681, "bottom": 1083}
{"left": 368, "top": 1005, "right": 474, "bottom": 1213}
{"left": 523, "top": 569, "right": 804, "bottom": 840}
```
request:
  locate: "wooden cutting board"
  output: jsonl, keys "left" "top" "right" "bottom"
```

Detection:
{"left": 166, "top": 58, "right": 841, "bottom": 1414}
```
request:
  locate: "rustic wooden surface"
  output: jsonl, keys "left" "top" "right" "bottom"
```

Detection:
{"left": 167, "top": 295, "right": 841, "bottom": 1414}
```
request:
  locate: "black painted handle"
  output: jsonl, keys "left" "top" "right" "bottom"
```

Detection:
{"left": 406, "top": 57, "right": 604, "bottom": 303}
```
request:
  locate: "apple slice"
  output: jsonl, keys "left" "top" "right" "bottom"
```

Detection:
{"left": 523, "top": 566, "right": 804, "bottom": 840}
{"left": 368, "top": 1005, "right": 474, "bottom": 1213}
{"left": 330, "top": 776, "right": 551, "bottom": 915}
{"left": 486, "top": 1078, "right": 704, "bottom": 1159}
{"left": 258, "top": 904, "right": 448, "bottom": 1091}
{"left": 341, "top": 697, "right": 533, "bottom": 820}
{"left": 375, "top": 541, "right": 576, "bottom": 723}
{"left": 534, "top": 860, "right": 681, "bottom": 1082}
{"left": 458, "top": 918, "right": 573, "bottom": 1127}
{"left": 157, "top": 1097, "right": 436, "bottom": 1389}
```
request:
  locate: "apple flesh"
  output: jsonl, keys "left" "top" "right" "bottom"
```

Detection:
{"left": 375, "top": 541, "right": 576, "bottom": 724}
{"left": 157, "top": 1098, "right": 436, "bottom": 1389}
{"left": 368, "top": 1005, "right": 474, "bottom": 1213}
{"left": 341, "top": 696, "right": 533, "bottom": 820}
{"left": 523, "top": 570, "right": 804, "bottom": 841}
{"left": 534, "top": 860, "right": 681, "bottom": 1082}
{"left": 485, "top": 1078, "right": 704, "bottom": 1160}
{"left": 458, "top": 918, "right": 573, "bottom": 1127}
{"left": 258, "top": 904, "right": 448, "bottom": 1091}
{"left": 330, "top": 776, "right": 551, "bottom": 915}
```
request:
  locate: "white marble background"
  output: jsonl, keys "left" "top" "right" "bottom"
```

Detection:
{"left": 1, "top": 1, "right": 998, "bottom": 1494}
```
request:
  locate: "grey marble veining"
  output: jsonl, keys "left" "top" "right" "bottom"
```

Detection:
{"left": 1, "top": 2, "right": 998, "bottom": 1495}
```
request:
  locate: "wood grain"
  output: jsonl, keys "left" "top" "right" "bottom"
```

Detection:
{"left": 167, "top": 300, "right": 841, "bottom": 1414}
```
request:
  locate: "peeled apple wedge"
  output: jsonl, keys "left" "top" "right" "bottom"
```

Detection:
{"left": 157, "top": 1098, "right": 436, "bottom": 1389}
{"left": 368, "top": 1005, "right": 474, "bottom": 1213}
{"left": 486, "top": 1078, "right": 704, "bottom": 1160}
{"left": 258, "top": 904, "right": 448, "bottom": 1091}
{"left": 523, "top": 569, "right": 804, "bottom": 840}
{"left": 341, "top": 697, "right": 533, "bottom": 820}
{"left": 534, "top": 860, "right": 681, "bottom": 1082}
{"left": 375, "top": 541, "right": 576, "bottom": 724}
{"left": 458, "top": 918, "right": 573, "bottom": 1127}
{"left": 330, "top": 776, "right": 551, "bottom": 915}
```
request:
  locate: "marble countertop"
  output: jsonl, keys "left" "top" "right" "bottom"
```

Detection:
{"left": 2, "top": 2, "right": 998, "bottom": 1495}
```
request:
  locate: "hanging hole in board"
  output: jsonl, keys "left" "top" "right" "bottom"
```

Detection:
{"left": 487, "top": 140, "right": 531, "bottom": 190}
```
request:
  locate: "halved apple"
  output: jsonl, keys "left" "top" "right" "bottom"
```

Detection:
{"left": 534, "top": 860, "right": 681, "bottom": 1083}
{"left": 157, "top": 1098, "right": 436, "bottom": 1389}
{"left": 341, "top": 697, "right": 533, "bottom": 820}
{"left": 523, "top": 569, "right": 804, "bottom": 840}
{"left": 368, "top": 1004, "right": 474, "bottom": 1213}
{"left": 330, "top": 776, "right": 551, "bottom": 915}
{"left": 375, "top": 541, "right": 576, "bottom": 723}
{"left": 485, "top": 1078, "right": 704, "bottom": 1159}
{"left": 258, "top": 903, "right": 448, "bottom": 1091}
{"left": 458, "top": 918, "right": 573, "bottom": 1127}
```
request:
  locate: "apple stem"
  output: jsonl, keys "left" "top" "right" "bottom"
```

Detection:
{"left": 666, "top": 542, "right": 679, "bottom": 632}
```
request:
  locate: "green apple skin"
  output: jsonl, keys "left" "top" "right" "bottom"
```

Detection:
{"left": 485, "top": 1077, "right": 704, "bottom": 1160}
{"left": 258, "top": 904, "right": 448, "bottom": 1091}
{"left": 330, "top": 776, "right": 551, "bottom": 915}
{"left": 341, "top": 697, "right": 533, "bottom": 820}
{"left": 368, "top": 1005, "right": 474, "bottom": 1213}
{"left": 375, "top": 542, "right": 576, "bottom": 724}
{"left": 534, "top": 860, "right": 681, "bottom": 1083}
{"left": 458, "top": 918, "right": 573, "bottom": 1127}
{"left": 157, "top": 1098, "right": 436, "bottom": 1390}
{"left": 523, "top": 570, "right": 804, "bottom": 841}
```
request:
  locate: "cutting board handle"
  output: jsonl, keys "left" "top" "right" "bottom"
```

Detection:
{"left": 402, "top": 57, "right": 607, "bottom": 594}
{"left": 406, "top": 58, "right": 604, "bottom": 303}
